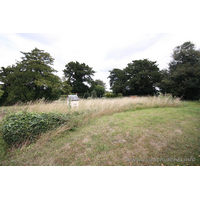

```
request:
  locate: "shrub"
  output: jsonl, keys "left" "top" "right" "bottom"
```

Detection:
{"left": 117, "top": 93, "right": 123, "bottom": 98}
{"left": 2, "top": 111, "right": 71, "bottom": 146}
{"left": 105, "top": 92, "right": 117, "bottom": 98}
{"left": 84, "top": 92, "right": 90, "bottom": 99}
{"left": 91, "top": 90, "right": 97, "bottom": 98}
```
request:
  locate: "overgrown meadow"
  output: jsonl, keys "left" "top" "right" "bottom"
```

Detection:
{"left": 1, "top": 95, "right": 199, "bottom": 166}
{"left": 0, "top": 94, "right": 182, "bottom": 146}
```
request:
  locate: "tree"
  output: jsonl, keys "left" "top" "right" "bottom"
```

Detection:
{"left": 124, "top": 59, "right": 161, "bottom": 95}
{"left": 84, "top": 91, "right": 90, "bottom": 99}
{"left": 93, "top": 85, "right": 105, "bottom": 97}
{"left": 61, "top": 77, "right": 72, "bottom": 95}
{"left": 108, "top": 59, "right": 161, "bottom": 96}
{"left": 89, "top": 79, "right": 106, "bottom": 97}
{"left": 0, "top": 65, "right": 15, "bottom": 104}
{"left": 63, "top": 61, "right": 95, "bottom": 96}
{"left": 91, "top": 90, "right": 97, "bottom": 98}
{"left": 159, "top": 41, "right": 200, "bottom": 100}
{"left": 92, "top": 79, "right": 106, "bottom": 89}
{"left": 108, "top": 68, "right": 126, "bottom": 95}
{"left": 0, "top": 85, "right": 4, "bottom": 98}
{"left": 0, "top": 48, "right": 62, "bottom": 104}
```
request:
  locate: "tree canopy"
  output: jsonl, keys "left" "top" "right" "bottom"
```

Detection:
{"left": 108, "top": 59, "right": 161, "bottom": 96}
{"left": 0, "top": 48, "right": 61, "bottom": 104}
{"left": 158, "top": 41, "right": 200, "bottom": 100}
{"left": 63, "top": 61, "right": 95, "bottom": 96}
{"left": 89, "top": 79, "right": 106, "bottom": 97}
{"left": 108, "top": 68, "right": 126, "bottom": 95}
{"left": 92, "top": 79, "right": 106, "bottom": 89}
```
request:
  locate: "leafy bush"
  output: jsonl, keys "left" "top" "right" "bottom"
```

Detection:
{"left": 105, "top": 92, "right": 117, "bottom": 98}
{"left": 117, "top": 93, "right": 123, "bottom": 98}
{"left": 91, "top": 90, "right": 97, "bottom": 98}
{"left": 84, "top": 92, "right": 90, "bottom": 99}
{"left": 2, "top": 111, "right": 71, "bottom": 146}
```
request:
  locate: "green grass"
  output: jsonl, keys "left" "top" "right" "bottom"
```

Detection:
{"left": 0, "top": 101, "right": 199, "bottom": 166}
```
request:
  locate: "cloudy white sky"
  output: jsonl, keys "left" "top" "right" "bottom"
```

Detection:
{"left": 1, "top": 0, "right": 200, "bottom": 90}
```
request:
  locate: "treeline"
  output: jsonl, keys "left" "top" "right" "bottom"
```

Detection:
{"left": 0, "top": 41, "right": 200, "bottom": 105}
{"left": 0, "top": 48, "right": 106, "bottom": 105}
{"left": 109, "top": 41, "right": 200, "bottom": 100}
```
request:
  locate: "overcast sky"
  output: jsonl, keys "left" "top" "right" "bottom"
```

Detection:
{"left": 1, "top": 0, "right": 200, "bottom": 90}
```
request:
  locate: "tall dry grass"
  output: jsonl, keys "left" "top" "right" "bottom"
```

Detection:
{"left": 3, "top": 94, "right": 182, "bottom": 117}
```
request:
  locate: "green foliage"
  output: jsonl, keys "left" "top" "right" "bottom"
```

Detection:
{"left": 0, "top": 48, "right": 62, "bottom": 105}
{"left": 159, "top": 41, "right": 200, "bottom": 100}
{"left": 108, "top": 68, "right": 126, "bottom": 94}
{"left": 92, "top": 79, "right": 106, "bottom": 89}
{"left": 63, "top": 61, "right": 95, "bottom": 96}
{"left": 90, "top": 79, "right": 106, "bottom": 97}
{"left": 108, "top": 59, "right": 161, "bottom": 96}
{"left": 93, "top": 85, "right": 105, "bottom": 97}
{"left": 0, "top": 85, "right": 4, "bottom": 98}
{"left": 105, "top": 92, "right": 116, "bottom": 98}
{"left": 91, "top": 90, "right": 97, "bottom": 98}
{"left": 84, "top": 91, "right": 90, "bottom": 99}
{"left": 61, "top": 81, "right": 72, "bottom": 95}
{"left": 105, "top": 92, "right": 122, "bottom": 98}
{"left": 124, "top": 59, "right": 161, "bottom": 95}
{"left": 2, "top": 111, "right": 71, "bottom": 146}
{"left": 117, "top": 93, "right": 123, "bottom": 97}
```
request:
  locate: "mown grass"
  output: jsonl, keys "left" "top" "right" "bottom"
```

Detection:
{"left": 0, "top": 97, "right": 199, "bottom": 166}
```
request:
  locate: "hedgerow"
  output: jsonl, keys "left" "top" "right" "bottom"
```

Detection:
{"left": 2, "top": 111, "right": 72, "bottom": 146}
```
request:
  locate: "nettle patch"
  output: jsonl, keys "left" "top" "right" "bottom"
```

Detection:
{"left": 2, "top": 111, "right": 72, "bottom": 146}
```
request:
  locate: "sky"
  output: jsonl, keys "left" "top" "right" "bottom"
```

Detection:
{"left": 1, "top": 0, "right": 200, "bottom": 91}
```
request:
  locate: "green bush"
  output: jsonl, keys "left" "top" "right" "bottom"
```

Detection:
{"left": 84, "top": 92, "right": 90, "bottom": 99}
{"left": 117, "top": 93, "right": 123, "bottom": 98}
{"left": 91, "top": 90, "right": 97, "bottom": 98}
{"left": 2, "top": 111, "right": 71, "bottom": 146}
{"left": 105, "top": 92, "right": 117, "bottom": 98}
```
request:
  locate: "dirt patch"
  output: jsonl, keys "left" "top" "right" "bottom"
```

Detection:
{"left": 149, "top": 140, "right": 167, "bottom": 151}
{"left": 64, "top": 143, "right": 71, "bottom": 150}
{"left": 174, "top": 129, "right": 182, "bottom": 134}
{"left": 82, "top": 137, "right": 91, "bottom": 143}
{"left": 113, "top": 135, "right": 126, "bottom": 143}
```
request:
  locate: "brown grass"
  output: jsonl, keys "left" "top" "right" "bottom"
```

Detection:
{"left": 2, "top": 94, "right": 182, "bottom": 116}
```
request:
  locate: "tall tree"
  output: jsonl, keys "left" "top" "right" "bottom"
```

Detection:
{"left": 124, "top": 59, "right": 161, "bottom": 95}
{"left": 61, "top": 77, "right": 72, "bottom": 95}
{"left": 0, "top": 65, "right": 15, "bottom": 104}
{"left": 92, "top": 79, "right": 106, "bottom": 89}
{"left": 108, "top": 59, "right": 161, "bottom": 96}
{"left": 108, "top": 68, "right": 126, "bottom": 95}
{"left": 0, "top": 48, "right": 62, "bottom": 104}
{"left": 89, "top": 79, "right": 106, "bottom": 97}
{"left": 63, "top": 61, "right": 95, "bottom": 96}
{"left": 158, "top": 41, "right": 200, "bottom": 100}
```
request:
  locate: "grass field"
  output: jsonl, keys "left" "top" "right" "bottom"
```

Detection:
{"left": 0, "top": 96, "right": 199, "bottom": 166}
